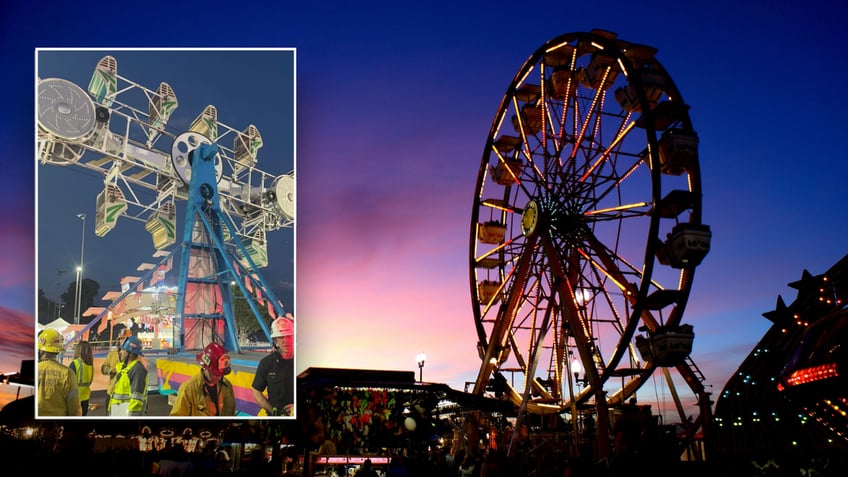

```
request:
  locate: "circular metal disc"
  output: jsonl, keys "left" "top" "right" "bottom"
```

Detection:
{"left": 37, "top": 78, "right": 96, "bottom": 141}
{"left": 273, "top": 174, "right": 295, "bottom": 220}
{"left": 169, "top": 132, "right": 223, "bottom": 185}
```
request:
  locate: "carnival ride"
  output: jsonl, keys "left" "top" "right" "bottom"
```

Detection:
{"left": 468, "top": 30, "right": 713, "bottom": 459}
{"left": 714, "top": 255, "right": 848, "bottom": 460}
{"left": 36, "top": 52, "right": 294, "bottom": 413}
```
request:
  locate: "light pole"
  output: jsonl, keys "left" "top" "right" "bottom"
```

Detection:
{"left": 416, "top": 352, "right": 426, "bottom": 383}
{"left": 571, "top": 357, "right": 588, "bottom": 388}
{"left": 74, "top": 213, "right": 86, "bottom": 324}
{"left": 74, "top": 266, "right": 82, "bottom": 324}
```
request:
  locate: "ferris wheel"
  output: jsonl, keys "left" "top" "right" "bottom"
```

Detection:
{"left": 469, "top": 30, "right": 712, "bottom": 456}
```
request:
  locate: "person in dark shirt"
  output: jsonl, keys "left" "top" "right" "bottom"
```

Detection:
{"left": 355, "top": 459, "right": 378, "bottom": 477}
{"left": 251, "top": 313, "right": 295, "bottom": 416}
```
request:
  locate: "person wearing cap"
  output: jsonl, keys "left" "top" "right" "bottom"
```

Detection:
{"left": 170, "top": 342, "right": 236, "bottom": 416}
{"left": 251, "top": 313, "right": 295, "bottom": 416}
{"left": 37, "top": 328, "right": 82, "bottom": 416}
{"left": 108, "top": 335, "right": 148, "bottom": 416}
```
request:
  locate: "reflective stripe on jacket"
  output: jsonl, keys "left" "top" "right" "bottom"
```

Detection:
{"left": 38, "top": 358, "right": 82, "bottom": 416}
{"left": 109, "top": 359, "right": 148, "bottom": 416}
{"left": 170, "top": 372, "right": 236, "bottom": 416}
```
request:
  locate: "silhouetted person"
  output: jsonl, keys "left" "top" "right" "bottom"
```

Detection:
{"left": 355, "top": 459, "right": 378, "bottom": 477}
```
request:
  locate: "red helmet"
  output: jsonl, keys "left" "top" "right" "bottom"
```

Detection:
{"left": 197, "top": 342, "right": 232, "bottom": 378}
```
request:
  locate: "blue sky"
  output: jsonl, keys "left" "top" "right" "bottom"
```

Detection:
{"left": 2, "top": 1, "right": 847, "bottom": 412}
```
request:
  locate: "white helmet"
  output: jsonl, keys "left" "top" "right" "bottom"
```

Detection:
{"left": 270, "top": 314, "right": 294, "bottom": 339}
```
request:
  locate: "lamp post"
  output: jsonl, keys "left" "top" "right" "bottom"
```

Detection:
{"left": 416, "top": 352, "right": 426, "bottom": 383}
{"left": 565, "top": 353, "right": 581, "bottom": 458}
{"left": 74, "top": 213, "right": 86, "bottom": 325}
{"left": 74, "top": 266, "right": 81, "bottom": 324}
{"left": 571, "top": 358, "right": 586, "bottom": 388}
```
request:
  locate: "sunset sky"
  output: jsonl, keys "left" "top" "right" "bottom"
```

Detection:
{"left": 3, "top": 1, "right": 847, "bottom": 412}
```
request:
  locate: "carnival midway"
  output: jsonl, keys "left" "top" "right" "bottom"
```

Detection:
{"left": 3, "top": 31, "right": 845, "bottom": 476}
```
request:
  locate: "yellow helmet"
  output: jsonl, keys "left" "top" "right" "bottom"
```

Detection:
{"left": 38, "top": 328, "right": 64, "bottom": 353}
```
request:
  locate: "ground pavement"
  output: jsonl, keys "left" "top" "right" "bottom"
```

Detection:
{"left": 87, "top": 389, "right": 173, "bottom": 417}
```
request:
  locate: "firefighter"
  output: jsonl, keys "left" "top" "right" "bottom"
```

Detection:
{"left": 37, "top": 328, "right": 82, "bottom": 416}
{"left": 170, "top": 342, "right": 236, "bottom": 416}
{"left": 251, "top": 313, "right": 295, "bottom": 416}
{"left": 108, "top": 336, "right": 148, "bottom": 416}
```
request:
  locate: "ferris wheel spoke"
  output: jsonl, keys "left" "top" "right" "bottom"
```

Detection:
{"left": 555, "top": 242, "right": 635, "bottom": 375}
{"left": 578, "top": 117, "right": 636, "bottom": 184}
{"left": 488, "top": 145, "right": 536, "bottom": 200}
{"left": 575, "top": 253, "right": 629, "bottom": 335}
{"left": 569, "top": 69, "right": 611, "bottom": 162}
{"left": 537, "top": 64, "right": 552, "bottom": 159}
{"left": 510, "top": 96, "right": 548, "bottom": 184}
{"left": 586, "top": 153, "right": 649, "bottom": 213}
{"left": 573, "top": 244, "right": 637, "bottom": 300}
{"left": 573, "top": 238, "right": 650, "bottom": 370}
{"left": 579, "top": 234, "right": 680, "bottom": 332}
{"left": 583, "top": 201, "right": 652, "bottom": 222}
{"left": 546, "top": 42, "right": 579, "bottom": 152}
{"left": 473, "top": 232, "right": 539, "bottom": 393}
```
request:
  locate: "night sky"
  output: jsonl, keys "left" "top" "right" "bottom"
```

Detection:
{"left": 2, "top": 1, "right": 847, "bottom": 413}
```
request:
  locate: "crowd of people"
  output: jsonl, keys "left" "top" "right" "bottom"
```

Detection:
{"left": 36, "top": 313, "right": 296, "bottom": 418}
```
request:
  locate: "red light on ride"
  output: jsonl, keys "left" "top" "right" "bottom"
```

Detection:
{"left": 780, "top": 363, "right": 839, "bottom": 390}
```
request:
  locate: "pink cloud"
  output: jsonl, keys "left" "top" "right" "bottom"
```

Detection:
{"left": 0, "top": 306, "right": 35, "bottom": 373}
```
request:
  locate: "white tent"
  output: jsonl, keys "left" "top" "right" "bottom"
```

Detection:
{"left": 40, "top": 317, "right": 71, "bottom": 332}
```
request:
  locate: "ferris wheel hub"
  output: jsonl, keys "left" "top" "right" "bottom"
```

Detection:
{"left": 521, "top": 200, "right": 540, "bottom": 236}
{"left": 551, "top": 203, "right": 588, "bottom": 242}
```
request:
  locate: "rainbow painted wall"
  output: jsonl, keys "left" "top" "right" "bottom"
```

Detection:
{"left": 155, "top": 352, "right": 273, "bottom": 416}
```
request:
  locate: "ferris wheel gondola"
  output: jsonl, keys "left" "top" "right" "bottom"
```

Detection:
{"left": 468, "top": 30, "right": 713, "bottom": 458}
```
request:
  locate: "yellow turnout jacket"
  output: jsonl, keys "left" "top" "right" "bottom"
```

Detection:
{"left": 38, "top": 358, "right": 82, "bottom": 416}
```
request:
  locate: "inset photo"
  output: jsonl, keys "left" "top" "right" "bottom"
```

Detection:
{"left": 36, "top": 49, "right": 296, "bottom": 419}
